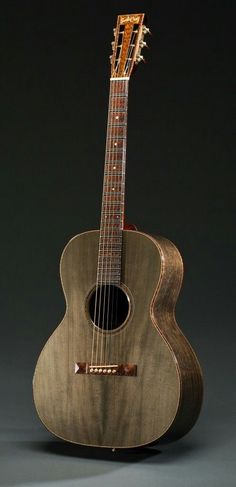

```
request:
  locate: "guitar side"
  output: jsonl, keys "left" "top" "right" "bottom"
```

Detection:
{"left": 33, "top": 230, "right": 203, "bottom": 448}
{"left": 151, "top": 235, "right": 203, "bottom": 442}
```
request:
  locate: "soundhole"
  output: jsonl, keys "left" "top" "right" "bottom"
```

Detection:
{"left": 88, "top": 285, "right": 129, "bottom": 331}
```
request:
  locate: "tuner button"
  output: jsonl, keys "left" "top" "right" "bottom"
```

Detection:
{"left": 140, "top": 40, "right": 147, "bottom": 48}
{"left": 111, "top": 41, "right": 115, "bottom": 50}
{"left": 113, "top": 28, "right": 116, "bottom": 35}
{"left": 142, "top": 26, "right": 151, "bottom": 35}
{"left": 136, "top": 54, "right": 145, "bottom": 64}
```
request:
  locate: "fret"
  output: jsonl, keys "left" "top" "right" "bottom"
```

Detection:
{"left": 107, "top": 136, "right": 126, "bottom": 140}
{"left": 99, "top": 232, "right": 122, "bottom": 236}
{"left": 98, "top": 279, "right": 121, "bottom": 284}
{"left": 98, "top": 246, "right": 122, "bottom": 250}
{"left": 99, "top": 237, "right": 122, "bottom": 241}
{"left": 99, "top": 233, "right": 122, "bottom": 236}
{"left": 99, "top": 252, "right": 122, "bottom": 256}
{"left": 109, "top": 108, "right": 126, "bottom": 113}
{"left": 108, "top": 123, "right": 127, "bottom": 127}
{"left": 104, "top": 191, "right": 124, "bottom": 195}
{"left": 103, "top": 198, "right": 123, "bottom": 203}
{"left": 103, "top": 183, "right": 124, "bottom": 188}
{"left": 104, "top": 173, "right": 124, "bottom": 178}
{"left": 105, "top": 164, "right": 124, "bottom": 168}
{"left": 103, "top": 210, "right": 124, "bottom": 215}
{"left": 103, "top": 204, "right": 124, "bottom": 208}
{"left": 101, "top": 200, "right": 121, "bottom": 205}
{"left": 98, "top": 273, "right": 121, "bottom": 277}
{"left": 104, "top": 174, "right": 123, "bottom": 179}
{"left": 110, "top": 93, "right": 128, "bottom": 98}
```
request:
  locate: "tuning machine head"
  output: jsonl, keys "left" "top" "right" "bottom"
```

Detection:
{"left": 142, "top": 25, "right": 151, "bottom": 35}
{"left": 135, "top": 54, "right": 145, "bottom": 64}
{"left": 139, "top": 40, "right": 148, "bottom": 48}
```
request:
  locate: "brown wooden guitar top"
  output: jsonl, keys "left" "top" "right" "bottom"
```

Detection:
{"left": 33, "top": 230, "right": 203, "bottom": 448}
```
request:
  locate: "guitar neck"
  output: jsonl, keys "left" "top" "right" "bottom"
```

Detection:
{"left": 97, "top": 78, "right": 129, "bottom": 285}
{"left": 96, "top": 12, "right": 149, "bottom": 285}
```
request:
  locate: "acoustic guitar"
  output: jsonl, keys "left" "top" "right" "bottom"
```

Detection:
{"left": 33, "top": 13, "right": 203, "bottom": 449}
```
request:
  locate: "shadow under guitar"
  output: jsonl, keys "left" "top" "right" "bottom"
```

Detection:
{"left": 32, "top": 437, "right": 203, "bottom": 464}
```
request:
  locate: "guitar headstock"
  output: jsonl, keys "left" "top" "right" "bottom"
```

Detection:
{"left": 110, "top": 13, "right": 150, "bottom": 79}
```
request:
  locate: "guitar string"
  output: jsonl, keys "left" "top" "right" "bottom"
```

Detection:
{"left": 103, "top": 27, "right": 125, "bottom": 365}
{"left": 91, "top": 77, "right": 113, "bottom": 367}
{"left": 96, "top": 78, "right": 115, "bottom": 366}
{"left": 109, "top": 80, "right": 127, "bottom": 365}
{"left": 105, "top": 28, "right": 135, "bottom": 365}
{"left": 99, "top": 77, "right": 120, "bottom": 366}
{"left": 106, "top": 80, "right": 124, "bottom": 362}
{"left": 100, "top": 78, "right": 117, "bottom": 365}
{"left": 106, "top": 29, "right": 135, "bottom": 365}
{"left": 103, "top": 78, "right": 119, "bottom": 365}
{"left": 112, "top": 32, "right": 135, "bottom": 363}
{"left": 91, "top": 25, "right": 136, "bottom": 367}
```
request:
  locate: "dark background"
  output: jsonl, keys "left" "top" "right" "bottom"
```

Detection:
{"left": 0, "top": 1, "right": 235, "bottom": 485}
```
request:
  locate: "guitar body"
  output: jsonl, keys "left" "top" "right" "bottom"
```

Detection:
{"left": 33, "top": 229, "right": 203, "bottom": 448}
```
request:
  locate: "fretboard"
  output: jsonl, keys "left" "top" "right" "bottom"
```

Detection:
{"left": 97, "top": 78, "right": 129, "bottom": 284}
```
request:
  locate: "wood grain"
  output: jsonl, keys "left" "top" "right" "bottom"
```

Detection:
{"left": 33, "top": 230, "right": 203, "bottom": 448}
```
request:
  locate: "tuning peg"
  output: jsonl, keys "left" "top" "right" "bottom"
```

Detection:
{"left": 135, "top": 54, "right": 145, "bottom": 64}
{"left": 109, "top": 54, "right": 113, "bottom": 64}
{"left": 113, "top": 28, "right": 116, "bottom": 36}
{"left": 139, "top": 40, "right": 148, "bottom": 48}
{"left": 142, "top": 26, "right": 151, "bottom": 35}
{"left": 111, "top": 41, "right": 115, "bottom": 50}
